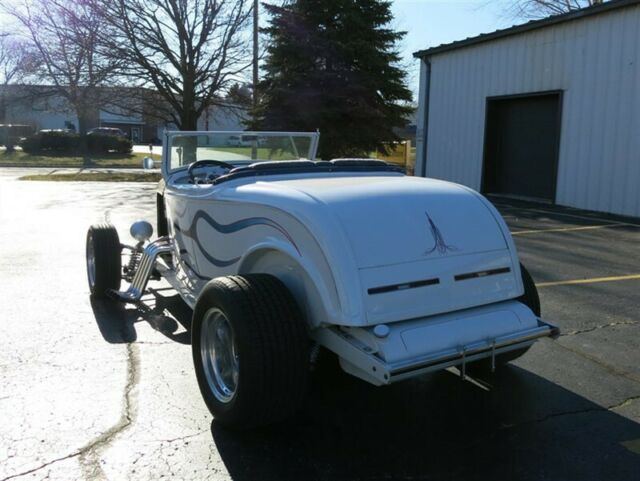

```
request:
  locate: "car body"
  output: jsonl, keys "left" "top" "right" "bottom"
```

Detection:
{"left": 38, "top": 128, "right": 74, "bottom": 134}
{"left": 85, "top": 130, "right": 558, "bottom": 429}
{"left": 225, "top": 135, "right": 244, "bottom": 147}
{"left": 87, "top": 127, "right": 127, "bottom": 137}
{"left": 226, "top": 134, "right": 269, "bottom": 148}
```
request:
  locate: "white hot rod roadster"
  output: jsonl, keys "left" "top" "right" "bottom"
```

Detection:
{"left": 86, "top": 131, "right": 559, "bottom": 429}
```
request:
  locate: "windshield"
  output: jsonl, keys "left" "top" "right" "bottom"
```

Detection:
{"left": 166, "top": 131, "right": 319, "bottom": 171}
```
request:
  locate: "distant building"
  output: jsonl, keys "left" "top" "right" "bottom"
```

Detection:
{"left": 392, "top": 106, "right": 418, "bottom": 141}
{"left": 0, "top": 85, "right": 247, "bottom": 143}
{"left": 414, "top": 0, "right": 640, "bottom": 217}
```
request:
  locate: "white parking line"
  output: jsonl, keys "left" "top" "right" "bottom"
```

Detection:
{"left": 494, "top": 203, "right": 640, "bottom": 227}
{"left": 536, "top": 273, "right": 640, "bottom": 288}
{"left": 512, "top": 223, "right": 629, "bottom": 236}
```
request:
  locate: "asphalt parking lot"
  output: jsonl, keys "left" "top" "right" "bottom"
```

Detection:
{"left": 1, "top": 168, "right": 639, "bottom": 480}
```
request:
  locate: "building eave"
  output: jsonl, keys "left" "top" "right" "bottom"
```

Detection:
{"left": 413, "top": 0, "right": 640, "bottom": 59}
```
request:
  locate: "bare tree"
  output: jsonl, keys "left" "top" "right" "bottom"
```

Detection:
{"left": 5, "top": 0, "right": 122, "bottom": 133}
{"left": 94, "top": 0, "right": 253, "bottom": 130}
{"left": 507, "top": 0, "right": 605, "bottom": 19}
{"left": 0, "top": 34, "right": 28, "bottom": 87}
{"left": 0, "top": 33, "right": 31, "bottom": 149}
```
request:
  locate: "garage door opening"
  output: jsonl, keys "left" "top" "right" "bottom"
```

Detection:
{"left": 481, "top": 92, "right": 562, "bottom": 202}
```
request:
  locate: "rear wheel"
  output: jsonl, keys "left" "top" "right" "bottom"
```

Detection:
{"left": 86, "top": 224, "right": 121, "bottom": 297}
{"left": 497, "top": 263, "right": 541, "bottom": 362}
{"left": 192, "top": 274, "right": 309, "bottom": 430}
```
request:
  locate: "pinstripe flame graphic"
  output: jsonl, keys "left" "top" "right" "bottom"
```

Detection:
{"left": 425, "top": 212, "right": 458, "bottom": 255}
{"left": 180, "top": 210, "right": 301, "bottom": 267}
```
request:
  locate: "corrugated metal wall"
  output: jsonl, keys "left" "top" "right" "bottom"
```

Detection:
{"left": 418, "top": 5, "right": 640, "bottom": 217}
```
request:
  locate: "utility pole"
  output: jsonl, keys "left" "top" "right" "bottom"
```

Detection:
{"left": 253, "top": 0, "right": 259, "bottom": 110}
{"left": 251, "top": 0, "right": 259, "bottom": 159}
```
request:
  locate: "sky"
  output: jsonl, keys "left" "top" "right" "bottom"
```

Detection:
{"left": 0, "top": 0, "right": 517, "bottom": 97}
{"left": 390, "top": 0, "right": 515, "bottom": 96}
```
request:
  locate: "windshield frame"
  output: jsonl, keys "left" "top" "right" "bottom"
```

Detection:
{"left": 162, "top": 130, "right": 320, "bottom": 177}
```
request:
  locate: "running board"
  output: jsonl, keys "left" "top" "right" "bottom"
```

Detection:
{"left": 110, "top": 237, "right": 173, "bottom": 302}
{"left": 154, "top": 258, "right": 198, "bottom": 309}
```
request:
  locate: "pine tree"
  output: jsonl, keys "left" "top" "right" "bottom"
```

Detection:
{"left": 254, "top": 0, "right": 413, "bottom": 159}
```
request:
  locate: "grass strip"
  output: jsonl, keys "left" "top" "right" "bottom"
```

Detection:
{"left": 19, "top": 172, "right": 161, "bottom": 182}
{"left": 0, "top": 151, "right": 158, "bottom": 168}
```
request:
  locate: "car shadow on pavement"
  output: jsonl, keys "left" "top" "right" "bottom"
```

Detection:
{"left": 90, "top": 288, "right": 192, "bottom": 344}
{"left": 211, "top": 365, "right": 640, "bottom": 481}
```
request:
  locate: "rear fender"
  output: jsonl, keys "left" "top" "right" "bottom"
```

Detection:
{"left": 461, "top": 187, "right": 525, "bottom": 296}
{"left": 237, "top": 244, "right": 342, "bottom": 329}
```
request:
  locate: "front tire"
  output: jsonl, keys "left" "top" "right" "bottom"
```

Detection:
{"left": 192, "top": 274, "right": 309, "bottom": 430}
{"left": 86, "top": 224, "right": 122, "bottom": 297}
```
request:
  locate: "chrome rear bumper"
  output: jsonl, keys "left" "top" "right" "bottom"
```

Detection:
{"left": 388, "top": 319, "right": 559, "bottom": 382}
{"left": 313, "top": 304, "right": 559, "bottom": 386}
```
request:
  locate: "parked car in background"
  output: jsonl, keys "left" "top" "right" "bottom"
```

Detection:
{"left": 38, "top": 129, "right": 74, "bottom": 134}
{"left": 0, "top": 124, "right": 34, "bottom": 150}
{"left": 226, "top": 134, "right": 270, "bottom": 148}
{"left": 88, "top": 127, "right": 127, "bottom": 138}
{"left": 226, "top": 135, "right": 245, "bottom": 147}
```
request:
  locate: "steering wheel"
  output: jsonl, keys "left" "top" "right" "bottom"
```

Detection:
{"left": 187, "top": 159, "right": 235, "bottom": 182}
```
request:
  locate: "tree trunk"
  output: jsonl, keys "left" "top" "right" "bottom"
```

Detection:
{"left": 0, "top": 92, "right": 10, "bottom": 153}
{"left": 180, "top": 114, "right": 198, "bottom": 131}
{"left": 76, "top": 111, "right": 91, "bottom": 166}
{"left": 178, "top": 108, "right": 200, "bottom": 164}
{"left": 180, "top": 106, "right": 200, "bottom": 132}
{"left": 78, "top": 115, "right": 88, "bottom": 136}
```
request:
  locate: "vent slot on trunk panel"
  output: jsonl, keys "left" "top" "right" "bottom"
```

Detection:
{"left": 454, "top": 267, "right": 511, "bottom": 282}
{"left": 368, "top": 278, "right": 440, "bottom": 295}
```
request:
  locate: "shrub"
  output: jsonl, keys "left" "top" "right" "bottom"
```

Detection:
{"left": 113, "top": 136, "right": 133, "bottom": 154}
{"left": 21, "top": 131, "right": 81, "bottom": 154}
{"left": 20, "top": 131, "right": 132, "bottom": 154}
{"left": 87, "top": 134, "right": 132, "bottom": 154}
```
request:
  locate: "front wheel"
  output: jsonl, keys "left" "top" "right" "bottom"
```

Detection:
{"left": 86, "top": 224, "right": 122, "bottom": 298}
{"left": 192, "top": 274, "right": 309, "bottom": 430}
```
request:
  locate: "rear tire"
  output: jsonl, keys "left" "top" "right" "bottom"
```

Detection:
{"left": 495, "top": 263, "right": 541, "bottom": 362}
{"left": 192, "top": 274, "right": 309, "bottom": 430}
{"left": 86, "top": 224, "right": 121, "bottom": 298}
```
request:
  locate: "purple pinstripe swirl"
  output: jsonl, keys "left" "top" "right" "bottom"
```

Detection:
{"left": 180, "top": 210, "right": 301, "bottom": 267}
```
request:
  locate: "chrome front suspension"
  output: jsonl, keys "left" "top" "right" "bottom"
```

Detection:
{"left": 111, "top": 237, "right": 173, "bottom": 302}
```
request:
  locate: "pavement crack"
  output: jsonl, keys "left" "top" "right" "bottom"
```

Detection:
{"left": 134, "top": 341, "right": 173, "bottom": 345}
{"left": 78, "top": 343, "right": 140, "bottom": 480}
{"left": 560, "top": 320, "right": 638, "bottom": 336}
{"left": 555, "top": 341, "right": 640, "bottom": 384}
{"left": 159, "top": 430, "right": 208, "bottom": 444}
{"left": 499, "top": 407, "right": 603, "bottom": 430}
{"left": 1, "top": 452, "right": 82, "bottom": 481}
{"left": 0, "top": 345, "right": 140, "bottom": 481}
{"left": 608, "top": 394, "right": 640, "bottom": 410}
{"left": 500, "top": 395, "right": 640, "bottom": 431}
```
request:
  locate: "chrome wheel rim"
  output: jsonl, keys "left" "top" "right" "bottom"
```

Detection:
{"left": 201, "top": 308, "right": 239, "bottom": 403}
{"left": 87, "top": 233, "right": 96, "bottom": 288}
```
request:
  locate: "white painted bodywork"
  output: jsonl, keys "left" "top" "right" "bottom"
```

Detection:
{"left": 154, "top": 131, "right": 556, "bottom": 385}
{"left": 163, "top": 172, "right": 523, "bottom": 328}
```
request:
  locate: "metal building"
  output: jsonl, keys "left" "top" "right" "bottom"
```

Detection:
{"left": 414, "top": 0, "right": 640, "bottom": 217}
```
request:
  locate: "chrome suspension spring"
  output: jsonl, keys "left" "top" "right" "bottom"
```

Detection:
{"left": 123, "top": 248, "right": 143, "bottom": 281}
